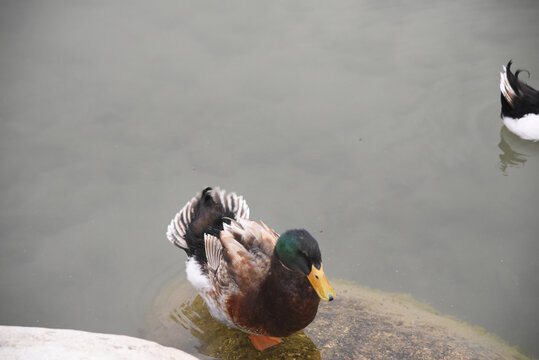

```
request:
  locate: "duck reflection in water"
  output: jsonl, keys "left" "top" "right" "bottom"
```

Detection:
{"left": 498, "top": 126, "right": 529, "bottom": 173}
{"left": 169, "top": 295, "right": 321, "bottom": 360}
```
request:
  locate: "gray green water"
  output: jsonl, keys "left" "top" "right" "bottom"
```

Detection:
{"left": 1, "top": 0, "right": 538, "bottom": 358}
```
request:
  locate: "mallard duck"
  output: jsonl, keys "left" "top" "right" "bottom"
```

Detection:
{"left": 166, "top": 187, "right": 335, "bottom": 351}
{"left": 499, "top": 61, "right": 539, "bottom": 141}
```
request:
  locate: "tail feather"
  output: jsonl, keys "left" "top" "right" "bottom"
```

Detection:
{"left": 166, "top": 187, "right": 250, "bottom": 260}
{"left": 167, "top": 193, "right": 197, "bottom": 249}
{"left": 500, "top": 61, "right": 539, "bottom": 119}
{"left": 500, "top": 61, "right": 516, "bottom": 106}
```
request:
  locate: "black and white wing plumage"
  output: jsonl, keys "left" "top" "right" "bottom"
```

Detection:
{"left": 500, "top": 61, "right": 539, "bottom": 118}
{"left": 166, "top": 187, "right": 250, "bottom": 260}
{"left": 499, "top": 61, "right": 539, "bottom": 141}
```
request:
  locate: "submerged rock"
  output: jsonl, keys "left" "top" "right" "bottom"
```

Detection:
{"left": 145, "top": 279, "right": 528, "bottom": 360}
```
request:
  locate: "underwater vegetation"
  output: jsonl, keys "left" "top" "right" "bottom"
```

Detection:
{"left": 146, "top": 279, "right": 528, "bottom": 360}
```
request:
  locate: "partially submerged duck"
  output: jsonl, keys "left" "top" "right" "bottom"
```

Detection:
{"left": 166, "top": 187, "right": 335, "bottom": 351}
{"left": 499, "top": 61, "right": 539, "bottom": 141}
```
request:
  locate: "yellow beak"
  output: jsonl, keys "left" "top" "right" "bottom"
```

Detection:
{"left": 307, "top": 264, "right": 335, "bottom": 301}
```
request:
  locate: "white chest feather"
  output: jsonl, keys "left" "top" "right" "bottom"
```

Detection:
{"left": 185, "top": 258, "right": 235, "bottom": 328}
{"left": 503, "top": 114, "right": 539, "bottom": 141}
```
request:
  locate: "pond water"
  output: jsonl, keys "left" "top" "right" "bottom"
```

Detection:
{"left": 1, "top": 0, "right": 538, "bottom": 358}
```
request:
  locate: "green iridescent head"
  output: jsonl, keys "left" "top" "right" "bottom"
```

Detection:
{"left": 275, "top": 229, "right": 335, "bottom": 301}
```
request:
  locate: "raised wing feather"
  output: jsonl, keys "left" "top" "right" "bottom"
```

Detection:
{"left": 216, "top": 219, "right": 278, "bottom": 291}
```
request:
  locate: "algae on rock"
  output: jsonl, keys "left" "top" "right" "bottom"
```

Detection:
{"left": 145, "top": 279, "right": 528, "bottom": 360}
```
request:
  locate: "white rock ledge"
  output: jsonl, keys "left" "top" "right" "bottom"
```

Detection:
{"left": 0, "top": 326, "right": 199, "bottom": 360}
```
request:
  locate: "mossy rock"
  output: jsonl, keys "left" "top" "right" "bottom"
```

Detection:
{"left": 145, "top": 279, "right": 528, "bottom": 360}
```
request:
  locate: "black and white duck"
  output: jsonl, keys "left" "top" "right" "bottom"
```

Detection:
{"left": 499, "top": 61, "right": 539, "bottom": 141}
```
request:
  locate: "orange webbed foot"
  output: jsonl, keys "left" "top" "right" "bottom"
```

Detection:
{"left": 248, "top": 334, "right": 283, "bottom": 351}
